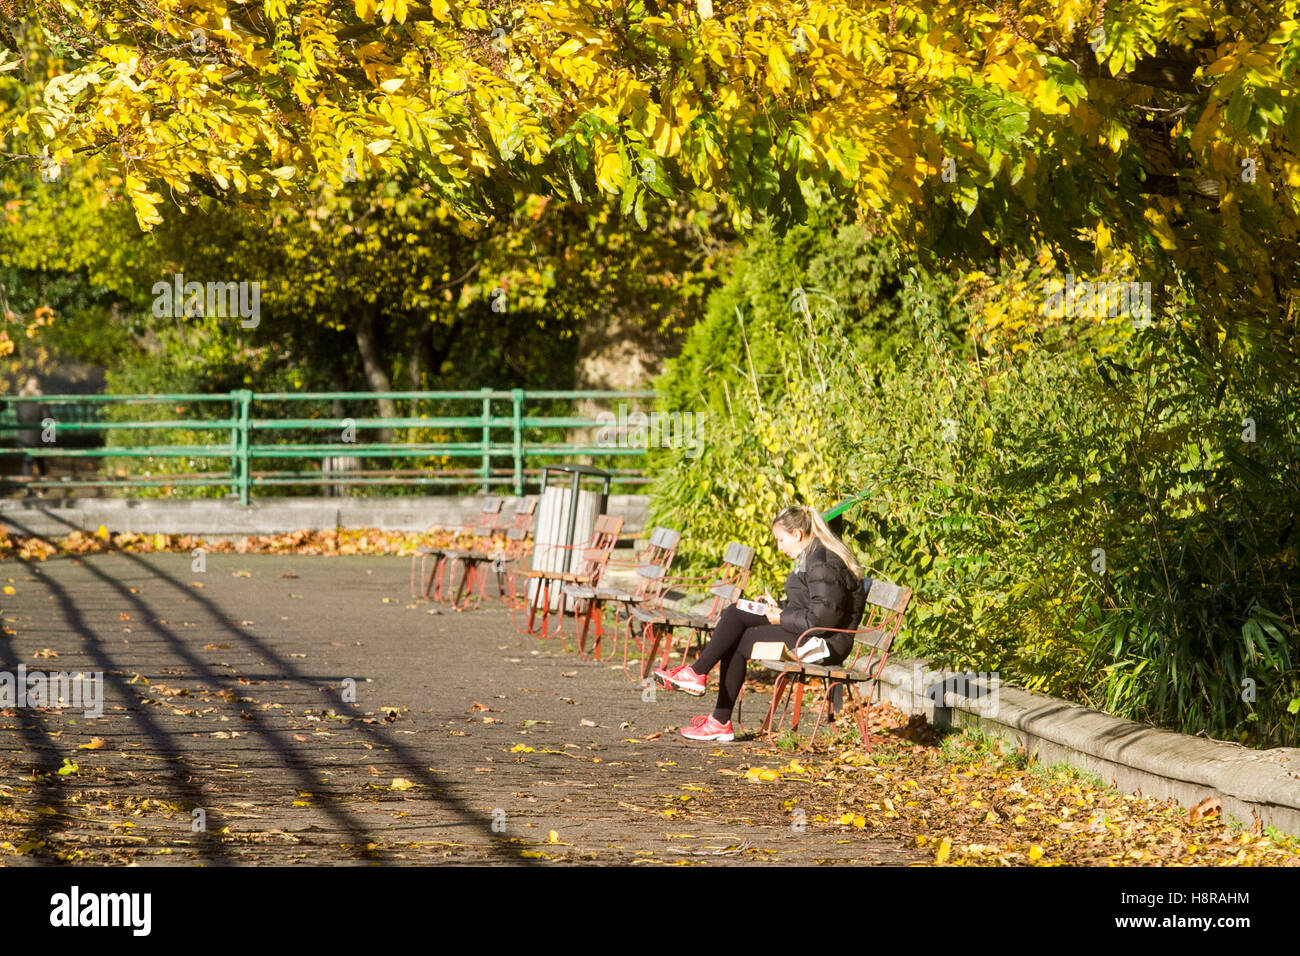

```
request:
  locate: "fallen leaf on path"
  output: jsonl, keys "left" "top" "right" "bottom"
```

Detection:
{"left": 935, "top": 837, "right": 952, "bottom": 865}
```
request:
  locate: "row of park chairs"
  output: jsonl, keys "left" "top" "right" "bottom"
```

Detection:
{"left": 407, "top": 497, "right": 912, "bottom": 749}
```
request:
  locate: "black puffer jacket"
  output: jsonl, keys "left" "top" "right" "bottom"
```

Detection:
{"left": 776, "top": 539, "right": 867, "bottom": 664}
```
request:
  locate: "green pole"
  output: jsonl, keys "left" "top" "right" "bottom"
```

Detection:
{"left": 480, "top": 386, "right": 491, "bottom": 494}
{"left": 511, "top": 388, "right": 524, "bottom": 496}
{"left": 238, "top": 389, "right": 252, "bottom": 505}
{"left": 229, "top": 392, "right": 239, "bottom": 499}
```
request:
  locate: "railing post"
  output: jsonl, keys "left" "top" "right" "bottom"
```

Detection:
{"left": 229, "top": 391, "right": 240, "bottom": 499}
{"left": 479, "top": 387, "right": 492, "bottom": 494}
{"left": 237, "top": 389, "right": 252, "bottom": 505}
{"left": 511, "top": 388, "right": 524, "bottom": 496}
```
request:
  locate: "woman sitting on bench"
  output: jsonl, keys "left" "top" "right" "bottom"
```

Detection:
{"left": 654, "top": 503, "right": 866, "bottom": 741}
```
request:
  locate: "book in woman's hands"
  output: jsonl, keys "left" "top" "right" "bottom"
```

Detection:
{"left": 736, "top": 598, "right": 776, "bottom": 616}
{"left": 748, "top": 637, "right": 831, "bottom": 664}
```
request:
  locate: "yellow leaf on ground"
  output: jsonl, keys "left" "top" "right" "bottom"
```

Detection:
{"left": 936, "top": 836, "right": 952, "bottom": 864}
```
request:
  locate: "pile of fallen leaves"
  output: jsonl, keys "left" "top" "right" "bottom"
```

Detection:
{"left": 0, "top": 525, "right": 499, "bottom": 561}
{"left": 735, "top": 718, "right": 1300, "bottom": 866}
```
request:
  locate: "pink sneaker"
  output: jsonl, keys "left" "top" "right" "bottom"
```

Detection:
{"left": 653, "top": 664, "right": 706, "bottom": 696}
{"left": 679, "top": 714, "right": 734, "bottom": 741}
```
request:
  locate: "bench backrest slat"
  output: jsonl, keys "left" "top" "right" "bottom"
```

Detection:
{"left": 629, "top": 526, "right": 680, "bottom": 602}
{"left": 710, "top": 581, "right": 741, "bottom": 602}
{"left": 723, "top": 542, "right": 755, "bottom": 570}
{"left": 689, "top": 541, "right": 754, "bottom": 625}
{"left": 847, "top": 579, "right": 911, "bottom": 678}
{"left": 572, "top": 514, "right": 624, "bottom": 586}
{"left": 865, "top": 578, "right": 909, "bottom": 612}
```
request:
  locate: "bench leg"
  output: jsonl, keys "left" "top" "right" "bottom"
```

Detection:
{"left": 451, "top": 558, "right": 471, "bottom": 610}
{"left": 416, "top": 553, "right": 439, "bottom": 600}
{"left": 576, "top": 599, "right": 603, "bottom": 661}
{"left": 760, "top": 673, "right": 787, "bottom": 736}
{"left": 430, "top": 555, "right": 450, "bottom": 603}
{"left": 463, "top": 561, "right": 487, "bottom": 611}
{"left": 658, "top": 627, "right": 679, "bottom": 671}
{"left": 808, "top": 680, "right": 842, "bottom": 749}
{"left": 850, "top": 682, "right": 874, "bottom": 752}
{"left": 526, "top": 579, "right": 547, "bottom": 637}
{"left": 765, "top": 672, "right": 801, "bottom": 741}
{"left": 624, "top": 618, "right": 650, "bottom": 682}
{"left": 640, "top": 625, "right": 663, "bottom": 681}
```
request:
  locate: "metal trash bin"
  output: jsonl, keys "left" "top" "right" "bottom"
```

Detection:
{"left": 528, "top": 464, "right": 612, "bottom": 611}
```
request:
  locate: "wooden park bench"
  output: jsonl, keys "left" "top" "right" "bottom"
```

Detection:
{"left": 509, "top": 514, "right": 624, "bottom": 646}
{"left": 409, "top": 497, "right": 503, "bottom": 602}
{"left": 627, "top": 541, "right": 755, "bottom": 681}
{"left": 562, "top": 526, "right": 681, "bottom": 662}
{"left": 757, "top": 577, "right": 912, "bottom": 751}
{"left": 434, "top": 496, "right": 537, "bottom": 611}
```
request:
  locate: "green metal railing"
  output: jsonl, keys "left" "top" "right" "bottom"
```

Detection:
{"left": 0, "top": 389, "right": 661, "bottom": 504}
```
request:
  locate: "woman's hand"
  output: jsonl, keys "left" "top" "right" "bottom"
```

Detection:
{"left": 761, "top": 592, "right": 781, "bottom": 625}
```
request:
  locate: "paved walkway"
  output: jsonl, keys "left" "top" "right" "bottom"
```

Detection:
{"left": 0, "top": 553, "right": 923, "bottom": 865}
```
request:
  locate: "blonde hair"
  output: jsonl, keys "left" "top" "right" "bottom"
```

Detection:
{"left": 773, "top": 504, "right": 864, "bottom": 578}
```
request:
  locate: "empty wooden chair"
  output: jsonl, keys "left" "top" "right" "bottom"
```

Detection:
{"left": 410, "top": 497, "right": 503, "bottom": 602}
{"left": 510, "top": 514, "right": 624, "bottom": 645}
{"left": 627, "top": 542, "right": 755, "bottom": 680}
{"left": 439, "top": 496, "right": 535, "bottom": 608}
{"left": 563, "top": 526, "right": 681, "bottom": 662}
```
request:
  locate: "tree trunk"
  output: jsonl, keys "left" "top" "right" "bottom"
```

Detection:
{"left": 354, "top": 307, "right": 397, "bottom": 443}
{"left": 408, "top": 325, "right": 426, "bottom": 427}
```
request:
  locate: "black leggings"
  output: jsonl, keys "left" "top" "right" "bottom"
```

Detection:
{"left": 691, "top": 605, "right": 795, "bottom": 723}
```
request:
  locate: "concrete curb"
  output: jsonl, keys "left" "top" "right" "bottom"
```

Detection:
{"left": 0, "top": 495, "right": 651, "bottom": 539}
{"left": 867, "top": 656, "right": 1300, "bottom": 836}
